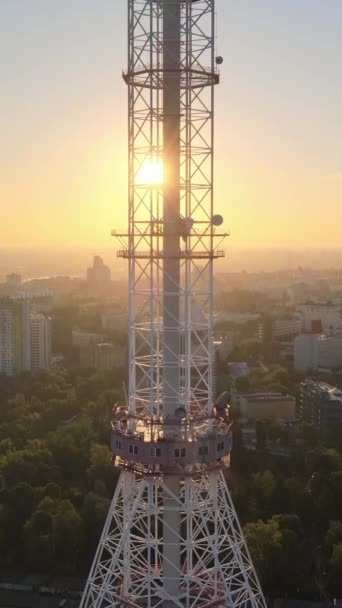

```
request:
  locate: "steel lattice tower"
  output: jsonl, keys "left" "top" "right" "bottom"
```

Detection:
{"left": 80, "top": 1, "right": 267, "bottom": 607}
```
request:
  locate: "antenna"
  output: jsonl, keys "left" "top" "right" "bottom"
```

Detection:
{"left": 80, "top": 2, "right": 267, "bottom": 607}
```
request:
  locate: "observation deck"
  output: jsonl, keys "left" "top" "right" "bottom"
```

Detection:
{"left": 111, "top": 403, "right": 232, "bottom": 475}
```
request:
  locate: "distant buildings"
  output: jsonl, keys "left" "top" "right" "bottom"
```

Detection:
{"left": 0, "top": 298, "right": 52, "bottom": 376}
{"left": 259, "top": 304, "right": 342, "bottom": 366}
{"left": 271, "top": 318, "right": 302, "bottom": 340}
{"left": 87, "top": 256, "right": 111, "bottom": 287}
{"left": 5, "top": 273, "right": 22, "bottom": 289}
{"left": 15, "top": 288, "right": 52, "bottom": 300}
{"left": 31, "top": 313, "right": 52, "bottom": 370}
{"left": 72, "top": 330, "right": 126, "bottom": 370}
{"left": 72, "top": 330, "right": 105, "bottom": 367}
{"left": 214, "top": 312, "right": 260, "bottom": 324}
{"left": 259, "top": 316, "right": 302, "bottom": 343}
{"left": 287, "top": 282, "right": 309, "bottom": 306}
{"left": 94, "top": 343, "right": 126, "bottom": 371}
{"left": 0, "top": 298, "right": 31, "bottom": 376}
{"left": 101, "top": 310, "right": 127, "bottom": 331}
{"left": 294, "top": 332, "right": 342, "bottom": 373}
{"left": 72, "top": 330, "right": 105, "bottom": 348}
{"left": 300, "top": 380, "right": 342, "bottom": 440}
{"left": 296, "top": 302, "right": 342, "bottom": 333}
{"left": 232, "top": 391, "right": 296, "bottom": 421}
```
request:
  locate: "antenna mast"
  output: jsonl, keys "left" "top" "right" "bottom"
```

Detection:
{"left": 80, "top": 2, "right": 267, "bottom": 607}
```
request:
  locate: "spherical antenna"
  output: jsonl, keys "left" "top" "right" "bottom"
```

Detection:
{"left": 212, "top": 214, "right": 224, "bottom": 226}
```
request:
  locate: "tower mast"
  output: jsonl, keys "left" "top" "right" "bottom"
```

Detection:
{"left": 162, "top": 0, "right": 182, "bottom": 597}
{"left": 80, "top": 2, "right": 267, "bottom": 607}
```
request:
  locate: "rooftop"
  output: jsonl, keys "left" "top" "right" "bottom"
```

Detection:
{"left": 237, "top": 392, "right": 295, "bottom": 402}
{"left": 302, "top": 380, "right": 342, "bottom": 401}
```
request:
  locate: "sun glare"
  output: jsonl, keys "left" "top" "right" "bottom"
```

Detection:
{"left": 136, "top": 159, "right": 163, "bottom": 185}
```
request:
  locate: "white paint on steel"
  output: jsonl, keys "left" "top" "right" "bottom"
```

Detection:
{"left": 80, "top": 472, "right": 266, "bottom": 608}
{"left": 80, "top": 1, "right": 267, "bottom": 607}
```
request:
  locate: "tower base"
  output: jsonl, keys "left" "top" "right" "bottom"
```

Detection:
{"left": 80, "top": 470, "right": 266, "bottom": 608}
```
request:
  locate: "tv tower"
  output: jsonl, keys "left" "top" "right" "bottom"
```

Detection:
{"left": 80, "top": 1, "right": 267, "bottom": 607}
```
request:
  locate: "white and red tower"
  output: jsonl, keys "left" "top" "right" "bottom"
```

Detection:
{"left": 80, "top": 1, "right": 267, "bottom": 607}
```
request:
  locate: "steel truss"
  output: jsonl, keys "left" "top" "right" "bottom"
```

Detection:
{"left": 119, "top": 0, "right": 226, "bottom": 421}
{"left": 80, "top": 471, "right": 265, "bottom": 608}
{"left": 80, "top": 1, "right": 267, "bottom": 607}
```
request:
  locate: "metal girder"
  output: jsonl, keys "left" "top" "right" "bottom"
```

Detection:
{"left": 80, "top": 2, "right": 267, "bottom": 607}
{"left": 80, "top": 471, "right": 266, "bottom": 608}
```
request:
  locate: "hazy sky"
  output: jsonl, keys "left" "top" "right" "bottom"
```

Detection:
{"left": 1, "top": 0, "right": 342, "bottom": 249}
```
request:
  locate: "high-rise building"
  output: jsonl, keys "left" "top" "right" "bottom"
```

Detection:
{"left": 294, "top": 332, "right": 342, "bottom": 372}
{"left": 272, "top": 318, "right": 302, "bottom": 340}
{"left": 31, "top": 313, "right": 52, "bottom": 370}
{"left": 86, "top": 255, "right": 111, "bottom": 286}
{"left": 300, "top": 380, "right": 342, "bottom": 441}
{"left": 297, "top": 302, "right": 342, "bottom": 333}
{"left": 94, "top": 342, "right": 126, "bottom": 371}
{"left": 72, "top": 330, "right": 105, "bottom": 368}
{"left": 0, "top": 298, "right": 31, "bottom": 376}
{"left": 72, "top": 330, "right": 105, "bottom": 347}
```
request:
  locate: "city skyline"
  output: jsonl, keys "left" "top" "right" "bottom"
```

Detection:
{"left": 2, "top": 1, "right": 342, "bottom": 249}
{"left": 1, "top": 3, "right": 342, "bottom": 603}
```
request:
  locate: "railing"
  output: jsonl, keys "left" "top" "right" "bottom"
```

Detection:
{"left": 117, "top": 249, "right": 225, "bottom": 259}
{"left": 111, "top": 403, "right": 231, "bottom": 444}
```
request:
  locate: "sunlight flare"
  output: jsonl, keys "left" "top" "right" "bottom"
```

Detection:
{"left": 136, "top": 158, "right": 163, "bottom": 185}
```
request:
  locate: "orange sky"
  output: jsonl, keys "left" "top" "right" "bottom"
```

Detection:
{"left": 2, "top": 1, "right": 342, "bottom": 249}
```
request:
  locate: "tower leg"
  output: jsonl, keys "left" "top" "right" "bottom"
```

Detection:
{"left": 79, "top": 471, "right": 266, "bottom": 608}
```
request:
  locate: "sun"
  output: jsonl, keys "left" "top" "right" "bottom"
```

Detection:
{"left": 136, "top": 158, "right": 163, "bottom": 185}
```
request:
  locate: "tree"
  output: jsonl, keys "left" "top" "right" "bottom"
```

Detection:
{"left": 255, "top": 420, "right": 266, "bottom": 450}
{"left": 81, "top": 492, "right": 110, "bottom": 564}
{"left": 46, "top": 425, "right": 92, "bottom": 484}
{"left": 296, "top": 422, "right": 319, "bottom": 449}
{"left": 44, "top": 482, "right": 62, "bottom": 500}
{"left": 271, "top": 514, "right": 308, "bottom": 596}
{"left": 235, "top": 376, "right": 251, "bottom": 392}
{"left": 325, "top": 422, "right": 342, "bottom": 451}
{"left": 53, "top": 500, "right": 84, "bottom": 570}
{"left": 24, "top": 497, "right": 84, "bottom": 572}
{"left": 285, "top": 477, "right": 316, "bottom": 524}
{"left": 329, "top": 543, "right": 342, "bottom": 596}
{"left": 23, "top": 509, "right": 54, "bottom": 569}
{"left": 0, "top": 368, "right": 124, "bottom": 573}
{"left": 306, "top": 448, "right": 342, "bottom": 476}
{"left": 325, "top": 521, "right": 342, "bottom": 549}
{"left": 0, "top": 446, "right": 59, "bottom": 487}
{"left": 87, "top": 444, "right": 116, "bottom": 494}
{"left": 243, "top": 519, "right": 282, "bottom": 589}
{"left": 325, "top": 522, "right": 342, "bottom": 597}
{"left": 251, "top": 470, "right": 276, "bottom": 517}
{"left": 331, "top": 471, "right": 342, "bottom": 514}
{"left": 6, "top": 482, "right": 35, "bottom": 525}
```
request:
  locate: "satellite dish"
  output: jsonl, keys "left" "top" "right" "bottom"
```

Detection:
{"left": 216, "top": 56, "right": 224, "bottom": 65}
{"left": 212, "top": 214, "right": 224, "bottom": 226}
